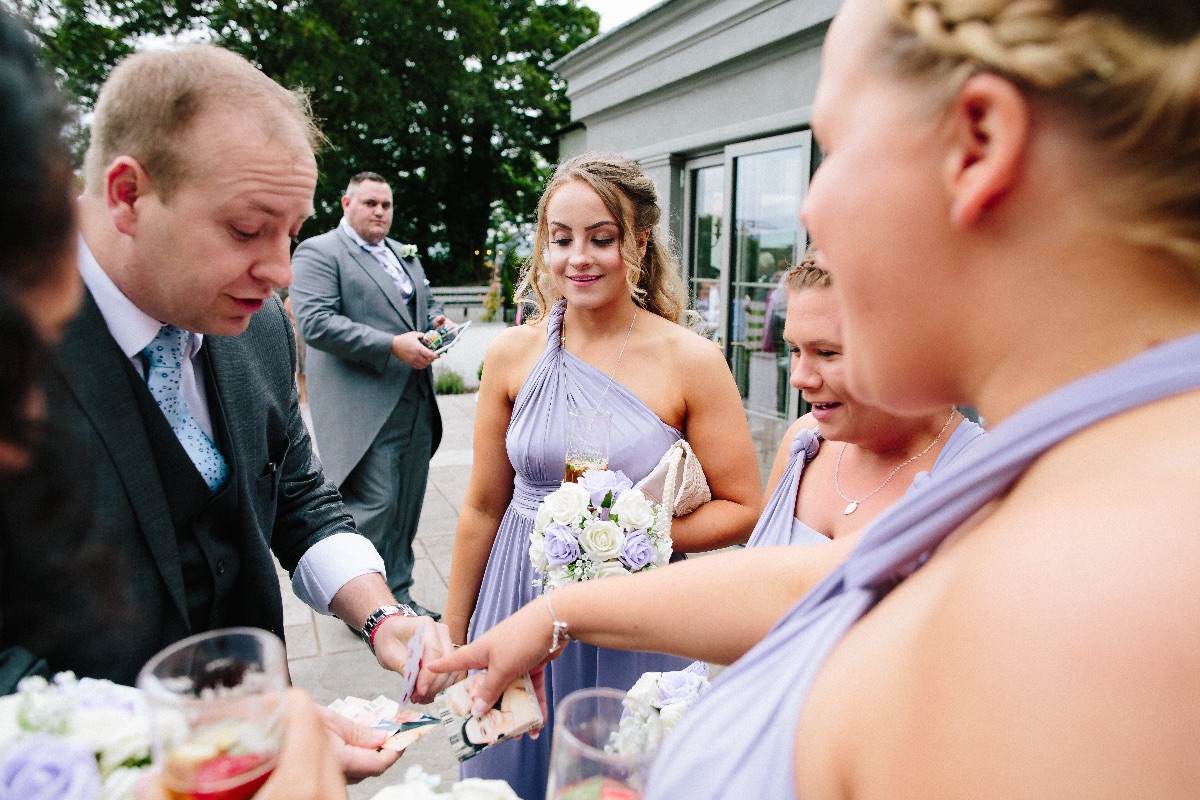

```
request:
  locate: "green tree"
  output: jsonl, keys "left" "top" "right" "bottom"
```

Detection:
{"left": 6, "top": 0, "right": 598, "bottom": 283}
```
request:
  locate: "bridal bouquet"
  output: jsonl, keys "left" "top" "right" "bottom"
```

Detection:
{"left": 0, "top": 672, "right": 152, "bottom": 800}
{"left": 529, "top": 469, "right": 671, "bottom": 590}
{"left": 608, "top": 664, "right": 711, "bottom": 756}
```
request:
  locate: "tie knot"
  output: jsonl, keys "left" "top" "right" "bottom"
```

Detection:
{"left": 143, "top": 324, "right": 189, "bottom": 369}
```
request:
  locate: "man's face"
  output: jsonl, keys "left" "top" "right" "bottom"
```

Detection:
{"left": 342, "top": 179, "right": 393, "bottom": 244}
{"left": 118, "top": 107, "right": 317, "bottom": 336}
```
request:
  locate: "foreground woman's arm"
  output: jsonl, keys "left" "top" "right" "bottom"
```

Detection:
{"left": 431, "top": 540, "right": 857, "bottom": 713}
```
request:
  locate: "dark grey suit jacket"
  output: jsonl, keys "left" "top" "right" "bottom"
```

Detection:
{"left": 0, "top": 291, "right": 354, "bottom": 690}
{"left": 291, "top": 227, "right": 443, "bottom": 487}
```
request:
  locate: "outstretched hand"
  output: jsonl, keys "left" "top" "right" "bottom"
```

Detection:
{"left": 427, "top": 596, "right": 561, "bottom": 723}
{"left": 317, "top": 704, "right": 402, "bottom": 784}
{"left": 373, "top": 615, "right": 461, "bottom": 704}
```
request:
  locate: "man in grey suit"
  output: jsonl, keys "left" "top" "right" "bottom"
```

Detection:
{"left": 291, "top": 173, "right": 449, "bottom": 620}
{"left": 0, "top": 45, "right": 457, "bottom": 717}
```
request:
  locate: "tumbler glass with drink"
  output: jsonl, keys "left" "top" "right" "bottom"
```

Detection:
{"left": 564, "top": 409, "right": 612, "bottom": 483}
{"left": 137, "top": 627, "right": 289, "bottom": 800}
{"left": 546, "top": 687, "right": 661, "bottom": 800}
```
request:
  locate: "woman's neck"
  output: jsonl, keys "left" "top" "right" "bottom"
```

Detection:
{"left": 561, "top": 298, "right": 640, "bottom": 346}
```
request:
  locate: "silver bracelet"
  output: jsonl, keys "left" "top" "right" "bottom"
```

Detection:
{"left": 543, "top": 591, "right": 572, "bottom": 654}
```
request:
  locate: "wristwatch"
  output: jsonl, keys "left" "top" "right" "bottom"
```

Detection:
{"left": 360, "top": 604, "right": 418, "bottom": 652}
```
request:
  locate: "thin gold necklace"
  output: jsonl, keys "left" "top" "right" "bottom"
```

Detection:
{"left": 834, "top": 409, "right": 956, "bottom": 515}
{"left": 561, "top": 305, "right": 638, "bottom": 412}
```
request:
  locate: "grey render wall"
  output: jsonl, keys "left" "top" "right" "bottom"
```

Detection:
{"left": 554, "top": 0, "right": 839, "bottom": 183}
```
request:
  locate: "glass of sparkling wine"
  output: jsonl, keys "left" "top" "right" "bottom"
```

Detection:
{"left": 546, "top": 687, "right": 662, "bottom": 800}
{"left": 565, "top": 409, "right": 612, "bottom": 482}
{"left": 137, "top": 627, "right": 288, "bottom": 800}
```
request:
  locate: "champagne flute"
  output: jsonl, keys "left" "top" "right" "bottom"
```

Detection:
{"left": 546, "top": 687, "right": 662, "bottom": 800}
{"left": 137, "top": 627, "right": 289, "bottom": 800}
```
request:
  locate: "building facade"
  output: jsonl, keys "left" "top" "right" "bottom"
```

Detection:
{"left": 554, "top": 0, "right": 838, "bottom": 480}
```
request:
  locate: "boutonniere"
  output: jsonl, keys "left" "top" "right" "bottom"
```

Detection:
{"left": 398, "top": 243, "right": 418, "bottom": 259}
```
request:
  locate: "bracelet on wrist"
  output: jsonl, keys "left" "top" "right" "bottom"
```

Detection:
{"left": 543, "top": 591, "right": 572, "bottom": 654}
{"left": 360, "top": 604, "right": 418, "bottom": 653}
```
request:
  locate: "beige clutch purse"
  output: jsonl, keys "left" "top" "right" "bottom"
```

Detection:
{"left": 634, "top": 440, "right": 711, "bottom": 517}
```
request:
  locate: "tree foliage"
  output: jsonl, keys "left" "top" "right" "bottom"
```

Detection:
{"left": 5, "top": 0, "right": 599, "bottom": 283}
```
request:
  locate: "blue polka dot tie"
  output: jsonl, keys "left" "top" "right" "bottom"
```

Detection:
{"left": 142, "top": 325, "right": 229, "bottom": 492}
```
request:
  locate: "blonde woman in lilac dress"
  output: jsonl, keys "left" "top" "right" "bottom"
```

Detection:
{"left": 444, "top": 153, "right": 762, "bottom": 798}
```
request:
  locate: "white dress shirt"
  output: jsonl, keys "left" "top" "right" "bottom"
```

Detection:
{"left": 78, "top": 240, "right": 385, "bottom": 614}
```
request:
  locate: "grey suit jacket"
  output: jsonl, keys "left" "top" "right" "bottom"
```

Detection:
{"left": 0, "top": 291, "right": 354, "bottom": 690}
{"left": 290, "top": 227, "right": 443, "bottom": 487}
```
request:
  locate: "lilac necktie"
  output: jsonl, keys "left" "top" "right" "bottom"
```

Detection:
{"left": 142, "top": 325, "right": 229, "bottom": 491}
{"left": 364, "top": 242, "right": 414, "bottom": 300}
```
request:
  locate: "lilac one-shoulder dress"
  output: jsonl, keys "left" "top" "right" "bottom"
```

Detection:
{"left": 649, "top": 332, "right": 1200, "bottom": 799}
{"left": 464, "top": 300, "right": 690, "bottom": 798}
{"left": 748, "top": 419, "right": 986, "bottom": 547}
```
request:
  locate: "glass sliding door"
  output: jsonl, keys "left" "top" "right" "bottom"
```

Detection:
{"left": 685, "top": 157, "right": 725, "bottom": 343}
{"left": 725, "top": 132, "right": 811, "bottom": 480}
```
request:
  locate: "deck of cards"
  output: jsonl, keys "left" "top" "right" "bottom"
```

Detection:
{"left": 434, "top": 671, "right": 543, "bottom": 762}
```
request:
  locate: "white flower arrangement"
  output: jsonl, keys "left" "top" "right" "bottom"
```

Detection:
{"left": 398, "top": 243, "right": 419, "bottom": 259}
{"left": 609, "top": 664, "right": 711, "bottom": 756}
{"left": 529, "top": 469, "right": 672, "bottom": 590}
{"left": 370, "top": 764, "right": 520, "bottom": 800}
{"left": 0, "top": 672, "right": 152, "bottom": 800}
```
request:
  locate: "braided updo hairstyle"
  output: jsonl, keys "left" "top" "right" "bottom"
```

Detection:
{"left": 517, "top": 152, "right": 688, "bottom": 324}
{"left": 878, "top": 0, "right": 1200, "bottom": 270}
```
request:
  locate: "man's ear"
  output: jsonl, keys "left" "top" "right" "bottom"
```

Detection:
{"left": 105, "top": 156, "right": 152, "bottom": 236}
{"left": 341, "top": 194, "right": 351, "bottom": 212}
{"left": 942, "top": 72, "right": 1030, "bottom": 228}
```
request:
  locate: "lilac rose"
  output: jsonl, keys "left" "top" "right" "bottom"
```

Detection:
{"left": 655, "top": 670, "right": 707, "bottom": 707}
{"left": 618, "top": 529, "right": 655, "bottom": 572}
{"left": 577, "top": 469, "right": 632, "bottom": 508}
{"left": 543, "top": 523, "right": 581, "bottom": 567}
{"left": 0, "top": 736, "right": 101, "bottom": 800}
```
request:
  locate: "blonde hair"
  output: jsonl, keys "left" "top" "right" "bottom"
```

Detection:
{"left": 83, "top": 44, "right": 323, "bottom": 200}
{"left": 878, "top": 0, "right": 1200, "bottom": 271}
{"left": 515, "top": 152, "right": 688, "bottom": 323}
{"left": 785, "top": 245, "right": 831, "bottom": 291}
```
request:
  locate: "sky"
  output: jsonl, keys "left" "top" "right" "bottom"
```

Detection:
{"left": 585, "top": 0, "right": 664, "bottom": 32}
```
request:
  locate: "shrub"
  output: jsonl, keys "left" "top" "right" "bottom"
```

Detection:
{"left": 435, "top": 369, "right": 468, "bottom": 395}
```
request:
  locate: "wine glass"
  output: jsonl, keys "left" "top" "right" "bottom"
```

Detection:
{"left": 137, "top": 627, "right": 289, "bottom": 800}
{"left": 565, "top": 409, "right": 612, "bottom": 482}
{"left": 546, "top": 687, "right": 662, "bottom": 800}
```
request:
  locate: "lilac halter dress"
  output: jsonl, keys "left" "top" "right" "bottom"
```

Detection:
{"left": 649, "top": 332, "right": 1200, "bottom": 799}
{"left": 748, "top": 419, "right": 985, "bottom": 547}
{"left": 463, "top": 300, "right": 690, "bottom": 797}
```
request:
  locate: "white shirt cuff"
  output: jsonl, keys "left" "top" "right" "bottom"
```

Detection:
{"left": 291, "top": 532, "right": 386, "bottom": 615}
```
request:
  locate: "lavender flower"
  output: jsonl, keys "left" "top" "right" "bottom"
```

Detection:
{"left": 655, "top": 670, "right": 708, "bottom": 707}
{"left": 618, "top": 529, "right": 655, "bottom": 571}
{"left": 543, "top": 524, "right": 581, "bottom": 567}
{"left": 577, "top": 469, "right": 632, "bottom": 508}
{"left": 0, "top": 735, "right": 101, "bottom": 800}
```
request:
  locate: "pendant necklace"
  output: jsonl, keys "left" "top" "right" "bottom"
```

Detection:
{"left": 834, "top": 408, "right": 957, "bottom": 515}
{"left": 561, "top": 305, "right": 638, "bottom": 412}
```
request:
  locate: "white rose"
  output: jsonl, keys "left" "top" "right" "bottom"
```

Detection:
{"left": 610, "top": 713, "right": 651, "bottom": 755}
{"left": 528, "top": 532, "right": 549, "bottom": 573}
{"left": 71, "top": 708, "right": 151, "bottom": 774}
{"left": 579, "top": 521, "right": 624, "bottom": 561}
{"left": 533, "top": 503, "right": 552, "bottom": 533}
{"left": 370, "top": 765, "right": 443, "bottom": 800}
{"left": 611, "top": 489, "right": 654, "bottom": 530}
{"left": 99, "top": 766, "right": 145, "bottom": 800}
{"left": 543, "top": 482, "right": 591, "bottom": 525}
{"left": 653, "top": 536, "right": 673, "bottom": 568}
{"left": 590, "top": 560, "right": 629, "bottom": 580}
{"left": 658, "top": 701, "right": 689, "bottom": 735}
{"left": 451, "top": 778, "right": 522, "bottom": 800}
{"left": 626, "top": 673, "right": 661, "bottom": 711}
